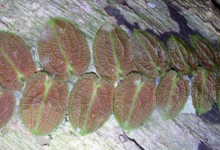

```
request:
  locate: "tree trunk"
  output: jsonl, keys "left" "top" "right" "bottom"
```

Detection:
{"left": 0, "top": 0, "right": 220, "bottom": 149}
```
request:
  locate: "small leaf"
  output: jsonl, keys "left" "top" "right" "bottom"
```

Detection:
{"left": 191, "top": 67, "right": 215, "bottom": 114}
{"left": 216, "top": 69, "right": 220, "bottom": 110}
{"left": 69, "top": 73, "right": 114, "bottom": 135}
{"left": 167, "top": 35, "right": 198, "bottom": 74}
{"left": 190, "top": 35, "right": 220, "bottom": 72}
{"left": 38, "top": 18, "right": 90, "bottom": 81}
{"left": 93, "top": 25, "right": 136, "bottom": 83}
{"left": 0, "top": 32, "right": 36, "bottom": 90}
{"left": 0, "top": 89, "right": 15, "bottom": 128}
{"left": 156, "top": 70, "right": 190, "bottom": 120}
{"left": 19, "top": 72, "right": 68, "bottom": 135}
{"left": 114, "top": 73, "right": 156, "bottom": 130}
{"left": 130, "top": 30, "right": 170, "bottom": 78}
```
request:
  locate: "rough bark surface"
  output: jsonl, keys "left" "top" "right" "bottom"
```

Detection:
{"left": 0, "top": 0, "right": 220, "bottom": 150}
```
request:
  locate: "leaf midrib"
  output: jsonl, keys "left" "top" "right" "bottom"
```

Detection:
{"left": 0, "top": 47, "right": 23, "bottom": 80}
{"left": 165, "top": 72, "right": 178, "bottom": 119}
{"left": 199, "top": 70, "right": 206, "bottom": 114}
{"left": 136, "top": 32, "right": 158, "bottom": 74}
{"left": 110, "top": 29, "right": 123, "bottom": 79}
{"left": 81, "top": 78, "right": 100, "bottom": 135}
{"left": 32, "top": 77, "right": 52, "bottom": 133}
{"left": 50, "top": 22, "right": 75, "bottom": 73}
{"left": 196, "top": 40, "right": 216, "bottom": 70}
{"left": 125, "top": 80, "right": 144, "bottom": 129}
{"left": 170, "top": 39, "right": 190, "bottom": 72}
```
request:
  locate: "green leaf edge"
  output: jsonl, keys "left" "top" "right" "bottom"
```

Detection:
{"left": 93, "top": 24, "right": 132, "bottom": 83}
{"left": 37, "top": 17, "right": 91, "bottom": 80}
{"left": 130, "top": 29, "right": 170, "bottom": 78}
{"left": 19, "top": 72, "right": 69, "bottom": 136}
{"left": 167, "top": 35, "right": 197, "bottom": 74}
{"left": 69, "top": 73, "right": 113, "bottom": 136}
{"left": 113, "top": 72, "right": 155, "bottom": 130}
{"left": 190, "top": 35, "right": 218, "bottom": 72}
{"left": 192, "top": 67, "right": 214, "bottom": 115}
{"left": 156, "top": 70, "right": 176, "bottom": 120}
{"left": 0, "top": 31, "right": 37, "bottom": 90}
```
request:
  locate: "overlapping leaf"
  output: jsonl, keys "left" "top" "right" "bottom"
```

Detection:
{"left": 130, "top": 30, "right": 170, "bottom": 78}
{"left": 156, "top": 70, "right": 190, "bottom": 120}
{"left": 19, "top": 72, "right": 68, "bottom": 135}
{"left": 93, "top": 25, "right": 136, "bottom": 83}
{"left": 114, "top": 73, "right": 156, "bottom": 130}
{"left": 69, "top": 73, "right": 114, "bottom": 135}
{"left": 190, "top": 35, "right": 220, "bottom": 72}
{"left": 167, "top": 35, "right": 198, "bottom": 74}
{"left": 0, "top": 89, "right": 15, "bottom": 128}
{"left": 38, "top": 18, "right": 90, "bottom": 81}
{"left": 191, "top": 67, "right": 215, "bottom": 114}
{"left": 0, "top": 32, "right": 36, "bottom": 90}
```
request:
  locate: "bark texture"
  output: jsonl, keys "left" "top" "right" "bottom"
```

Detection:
{"left": 0, "top": 0, "right": 220, "bottom": 150}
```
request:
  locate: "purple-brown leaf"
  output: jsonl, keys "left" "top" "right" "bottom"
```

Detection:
{"left": 190, "top": 35, "right": 220, "bottom": 72}
{"left": 93, "top": 25, "right": 136, "bottom": 83}
{"left": 0, "top": 32, "right": 36, "bottom": 90}
{"left": 0, "top": 89, "right": 15, "bottom": 128}
{"left": 191, "top": 67, "right": 215, "bottom": 114}
{"left": 38, "top": 18, "right": 90, "bottom": 81}
{"left": 69, "top": 73, "right": 114, "bottom": 135}
{"left": 114, "top": 73, "right": 156, "bottom": 130}
{"left": 167, "top": 35, "right": 198, "bottom": 74}
{"left": 156, "top": 70, "right": 190, "bottom": 120}
{"left": 130, "top": 30, "right": 170, "bottom": 78}
{"left": 19, "top": 72, "right": 68, "bottom": 135}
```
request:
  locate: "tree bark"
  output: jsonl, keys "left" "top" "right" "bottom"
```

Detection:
{"left": 0, "top": 0, "right": 220, "bottom": 149}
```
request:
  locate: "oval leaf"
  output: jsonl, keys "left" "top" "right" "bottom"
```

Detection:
{"left": 114, "top": 73, "right": 156, "bottom": 130}
{"left": 216, "top": 69, "right": 220, "bottom": 110}
{"left": 0, "top": 32, "right": 36, "bottom": 90}
{"left": 156, "top": 70, "right": 190, "bottom": 120}
{"left": 69, "top": 73, "right": 114, "bottom": 135}
{"left": 191, "top": 67, "right": 215, "bottom": 114}
{"left": 190, "top": 35, "right": 220, "bottom": 72}
{"left": 0, "top": 89, "right": 15, "bottom": 128}
{"left": 130, "top": 30, "right": 170, "bottom": 78}
{"left": 167, "top": 35, "right": 198, "bottom": 74}
{"left": 93, "top": 25, "right": 136, "bottom": 83}
{"left": 19, "top": 72, "right": 68, "bottom": 135}
{"left": 38, "top": 18, "right": 90, "bottom": 81}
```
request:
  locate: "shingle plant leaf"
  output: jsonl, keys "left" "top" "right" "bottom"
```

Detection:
{"left": 93, "top": 25, "right": 136, "bottom": 83}
{"left": 69, "top": 73, "right": 114, "bottom": 136}
{"left": 130, "top": 30, "right": 170, "bottom": 78}
{"left": 216, "top": 69, "right": 220, "bottom": 110}
{"left": 19, "top": 72, "right": 68, "bottom": 135}
{"left": 114, "top": 73, "right": 156, "bottom": 130}
{"left": 156, "top": 70, "right": 190, "bottom": 120}
{"left": 0, "top": 32, "right": 37, "bottom": 91}
{"left": 167, "top": 35, "right": 198, "bottom": 74}
{"left": 191, "top": 67, "right": 215, "bottom": 115}
{"left": 38, "top": 18, "right": 90, "bottom": 81}
{"left": 0, "top": 89, "right": 15, "bottom": 128}
{"left": 190, "top": 35, "right": 220, "bottom": 72}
